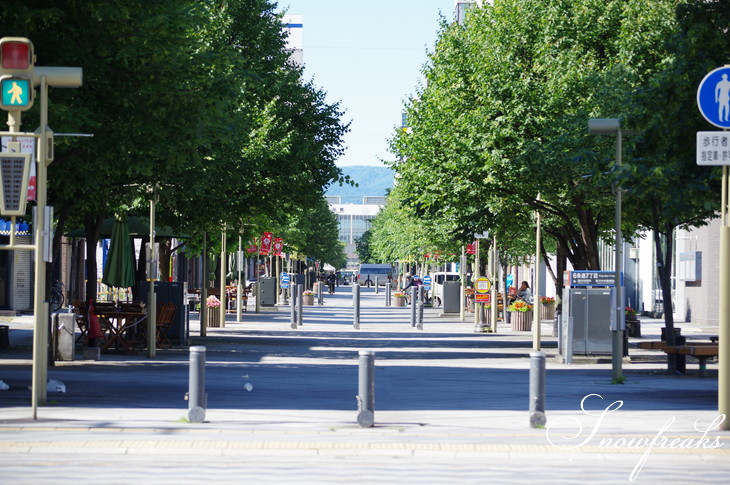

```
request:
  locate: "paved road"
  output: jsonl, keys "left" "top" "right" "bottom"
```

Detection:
{"left": 0, "top": 287, "right": 727, "bottom": 484}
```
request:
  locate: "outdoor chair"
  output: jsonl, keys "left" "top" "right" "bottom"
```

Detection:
{"left": 156, "top": 302, "right": 176, "bottom": 349}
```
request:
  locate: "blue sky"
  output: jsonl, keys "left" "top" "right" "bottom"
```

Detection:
{"left": 276, "top": 1, "right": 457, "bottom": 167}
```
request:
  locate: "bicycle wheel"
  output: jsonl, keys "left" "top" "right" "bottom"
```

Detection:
{"left": 50, "top": 290, "right": 64, "bottom": 312}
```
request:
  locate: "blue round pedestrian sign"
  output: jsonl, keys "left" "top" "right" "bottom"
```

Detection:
{"left": 697, "top": 66, "right": 730, "bottom": 128}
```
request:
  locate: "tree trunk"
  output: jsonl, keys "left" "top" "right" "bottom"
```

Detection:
{"left": 654, "top": 224, "right": 677, "bottom": 374}
{"left": 83, "top": 214, "right": 104, "bottom": 302}
{"left": 159, "top": 238, "right": 172, "bottom": 281}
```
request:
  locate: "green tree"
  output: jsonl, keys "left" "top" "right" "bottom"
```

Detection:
{"left": 619, "top": 0, "right": 729, "bottom": 369}
{"left": 0, "top": 0, "right": 350, "bottom": 300}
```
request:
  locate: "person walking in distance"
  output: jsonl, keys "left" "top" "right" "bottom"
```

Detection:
{"left": 326, "top": 271, "right": 336, "bottom": 294}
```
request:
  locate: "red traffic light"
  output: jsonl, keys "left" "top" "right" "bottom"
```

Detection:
{"left": 0, "top": 37, "right": 34, "bottom": 71}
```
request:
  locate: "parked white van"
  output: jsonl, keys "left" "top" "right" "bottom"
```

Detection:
{"left": 358, "top": 264, "right": 393, "bottom": 287}
{"left": 430, "top": 272, "right": 461, "bottom": 306}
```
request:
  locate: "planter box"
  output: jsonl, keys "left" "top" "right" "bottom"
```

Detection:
{"left": 626, "top": 319, "right": 641, "bottom": 338}
{"left": 302, "top": 295, "right": 315, "bottom": 306}
{"left": 207, "top": 309, "right": 220, "bottom": 328}
{"left": 394, "top": 296, "right": 406, "bottom": 307}
{"left": 540, "top": 304, "right": 555, "bottom": 321}
{"left": 510, "top": 311, "right": 533, "bottom": 331}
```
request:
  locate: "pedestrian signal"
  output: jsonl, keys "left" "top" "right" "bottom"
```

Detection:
{"left": 0, "top": 38, "right": 35, "bottom": 111}
{"left": 1, "top": 77, "right": 32, "bottom": 110}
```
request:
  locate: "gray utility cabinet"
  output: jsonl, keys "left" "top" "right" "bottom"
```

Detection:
{"left": 569, "top": 288, "right": 612, "bottom": 355}
{"left": 137, "top": 281, "right": 186, "bottom": 345}
{"left": 442, "top": 280, "right": 461, "bottom": 313}
{"left": 258, "top": 277, "right": 277, "bottom": 306}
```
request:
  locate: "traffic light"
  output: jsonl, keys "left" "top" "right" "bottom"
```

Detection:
{"left": 0, "top": 37, "right": 35, "bottom": 111}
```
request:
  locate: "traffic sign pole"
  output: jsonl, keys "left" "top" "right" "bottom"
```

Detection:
{"left": 1, "top": 36, "right": 82, "bottom": 420}
{"left": 697, "top": 66, "right": 730, "bottom": 429}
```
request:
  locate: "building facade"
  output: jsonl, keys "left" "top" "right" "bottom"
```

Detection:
{"left": 326, "top": 196, "right": 384, "bottom": 269}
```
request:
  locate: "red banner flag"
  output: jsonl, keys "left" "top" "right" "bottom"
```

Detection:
{"left": 260, "top": 232, "right": 273, "bottom": 255}
{"left": 273, "top": 238, "right": 284, "bottom": 256}
{"left": 246, "top": 244, "right": 258, "bottom": 254}
{"left": 466, "top": 242, "right": 477, "bottom": 254}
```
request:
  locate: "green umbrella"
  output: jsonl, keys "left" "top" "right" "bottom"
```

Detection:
{"left": 102, "top": 214, "right": 136, "bottom": 289}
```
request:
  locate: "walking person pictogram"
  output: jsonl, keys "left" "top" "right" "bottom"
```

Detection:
{"left": 6, "top": 81, "right": 24, "bottom": 105}
{"left": 716, "top": 74, "right": 730, "bottom": 122}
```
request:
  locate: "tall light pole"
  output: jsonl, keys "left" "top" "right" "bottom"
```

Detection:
{"left": 589, "top": 118, "right": 624, "bottom": 383}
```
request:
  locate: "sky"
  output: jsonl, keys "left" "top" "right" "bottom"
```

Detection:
{"left": 276, "top": 0, "right": 458, "bottom": 167}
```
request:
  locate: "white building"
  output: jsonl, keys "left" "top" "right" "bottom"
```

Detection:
{"left": 326, "top": 196, "right": 384, "bottom": 269}
{"left": 282, "top": 14, "right": 303, "bottom": 67}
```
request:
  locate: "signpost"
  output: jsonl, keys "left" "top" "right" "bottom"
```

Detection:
{"left": 422, "top": 275, "right": 432, "bottom": 291}
{"left": 697, "top": 66, "right": 730, "bottom": 129}
{"left": 568, "top": 271, "right": 622, "bottom": 287}
{"left": 0, "top": 37, "right": 82, "bottom": 420}
{"left": 697, "top": 65, "right": 730, "bottom": 429}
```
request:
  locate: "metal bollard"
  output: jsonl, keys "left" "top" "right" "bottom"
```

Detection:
{"left": 317, "top": 281, "right": 324, "bottom": 305}
{"left": 410, "top": 286, "right": 417, "bottom": 327}
{"left": 385, "top": 282, "right": 391, "bottom": 307}
{"left": 296, "top": 284, "right": 304, "bottom": 327}
{"left": 375, "top": 277, "right": 379, "bottom": 294}
{"left": 188, "top": 346, "right": 207, "bottom": 423}
{"left": 529, "top": 351, "right": 547, "bottom": 428}
{"left": 290, "top": 284, "right": 297, "bottom": 329}
{"left": 356, "top": 350, "right": 375, "bottom": 427}
{"left": 353, "top": 283, "right": 361, "bottom": 329}
{"left": 417, "top": 285, "right": 424, "bottom": 330}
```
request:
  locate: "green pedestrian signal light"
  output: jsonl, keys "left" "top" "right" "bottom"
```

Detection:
{"left": 0, "top": 38, "right": 35, "bottom": 111}
{"left": 1, "top": 76, "right": 32, "bottom": 110}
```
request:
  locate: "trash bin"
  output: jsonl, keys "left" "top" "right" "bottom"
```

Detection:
{"left": 54, "top": 313, "right": 75, "bottom": 361}
{"left": 0, "top": 325, "right": 8, "bottom": 349}
{"left": 442, "top": 281, "right": 461, "bottom": 313}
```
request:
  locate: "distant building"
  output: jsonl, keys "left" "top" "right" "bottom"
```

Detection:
{"left": 328, "top": 198, "right": 385, "bottom": 269}
{"left": 454, "top": 1, "right": 486, "bottom": 25}
{"left": 282, "top": 14, "right": 303, "bottom": 67}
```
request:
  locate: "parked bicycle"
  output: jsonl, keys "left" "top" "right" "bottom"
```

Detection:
{"left": 50, "top": 279, "right": 65, "bottom": 312}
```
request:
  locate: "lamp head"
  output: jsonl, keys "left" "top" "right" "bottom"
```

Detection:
{"left": 588, "top": 118, "right": 621, "bottom": 135}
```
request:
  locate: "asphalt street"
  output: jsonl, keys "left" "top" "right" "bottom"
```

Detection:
{"left": 0, "top": 286, "right": 727, "bottom": 484}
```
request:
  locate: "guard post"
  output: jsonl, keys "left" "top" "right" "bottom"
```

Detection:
{"left": 353, "top": 283, "right": 360, "bottom": 329}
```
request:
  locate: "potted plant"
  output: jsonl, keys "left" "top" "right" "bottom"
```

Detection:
{"left": 302, "top": 290, "right": 315, "bottom": 306}
{"left": 508, "top": 300, "right": 533, "bottom": 331}
{"left": 540, "top": 296, "right": 556, "bottom": 320}
{"left": 393, "top": 291, "right": 406, "bottom": 307}
{"left": 625, "top": 306, "right": 640, "bottom": 337}
{"left": 206, "top": 295, "right": 221, "bottom": 327}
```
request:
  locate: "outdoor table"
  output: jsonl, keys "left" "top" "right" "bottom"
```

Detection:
{"left": 96, "top": 309, "right": 147, "bottom": 355}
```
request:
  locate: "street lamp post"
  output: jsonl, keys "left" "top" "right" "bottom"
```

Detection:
{"left": 589, "top": 118, "right": 624, "bottom": 383}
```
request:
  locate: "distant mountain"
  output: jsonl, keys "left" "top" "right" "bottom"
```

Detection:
{"left": 326, "top": 165, "right": 395, "bottom": 204}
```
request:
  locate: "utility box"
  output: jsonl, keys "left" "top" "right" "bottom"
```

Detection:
{"left": 54, "top": 313, "right": 75, "bottom": 361}
{"left": 442, "top": 280, "right": 461, "bottom": 314}
{"left": 567, "top": 288, "right": 612, "bottom": 355}
{"left": 258, "top": 277, "right": 277, "bottom": 306}
{"left": 137, "top": 281, "right": 186, "bottom": 345}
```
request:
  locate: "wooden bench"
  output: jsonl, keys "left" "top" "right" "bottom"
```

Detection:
{"left": 638, "top": 341, "right": 718, "bottom": 376}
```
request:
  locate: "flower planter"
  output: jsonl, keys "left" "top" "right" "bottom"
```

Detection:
{"left": 302, "top": 295, "right": 315, "bottom": 306}
{"left": 540, "top": 304, "right": 555, "bottom": 321}
{"left": 394, "top": 296, "right": 406, "bottom": 307}
{"left": 510, "top": 311, "right": 533, "bottom": 331}
{"left": 207, "top": 309, "right": 220, "bottom": 328}
{"left": 626, "top": 318, "right": 641, "bottom": 338}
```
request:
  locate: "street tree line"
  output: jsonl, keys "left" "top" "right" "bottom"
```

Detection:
{"left": 365, "top": 0, "right": 730, "bottom": 355}
{"left": 0, "top": 0, "right": 349, "bottom": 299}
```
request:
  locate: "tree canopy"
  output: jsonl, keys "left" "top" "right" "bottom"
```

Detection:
{"left": 0, "top": 0, "right": 350, "bottom": 298}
